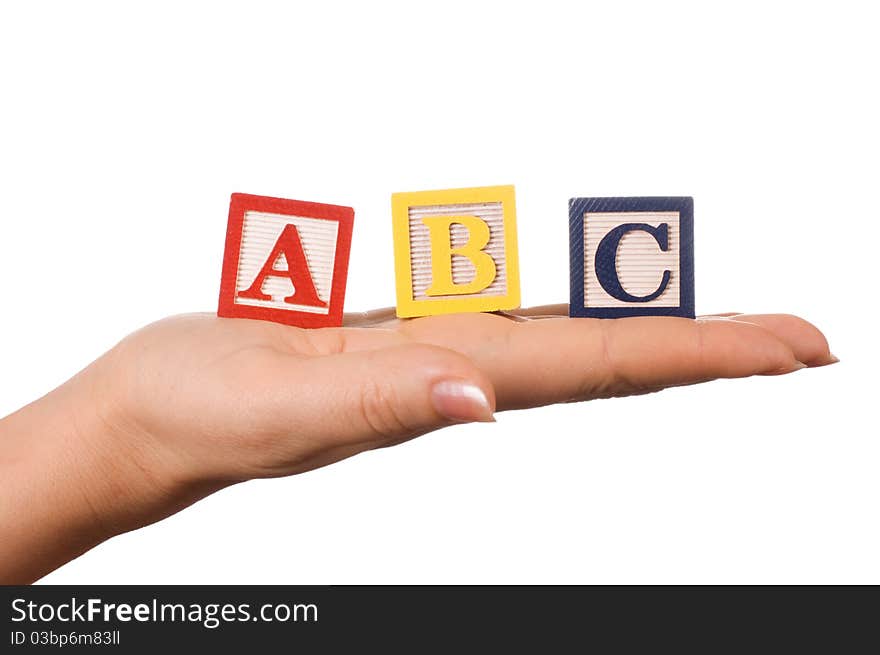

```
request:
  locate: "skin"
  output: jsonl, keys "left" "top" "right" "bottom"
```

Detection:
{"left": 0, "top": 306, "right": 836, "bottom": 583}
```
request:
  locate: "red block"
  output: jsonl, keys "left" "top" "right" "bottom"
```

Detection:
{"left": 218, "top": 193, "right": 354, "bottom": 328}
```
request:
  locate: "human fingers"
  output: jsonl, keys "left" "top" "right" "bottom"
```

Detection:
{"left": 400, "top": 313, "right": 810, "bottom": 410}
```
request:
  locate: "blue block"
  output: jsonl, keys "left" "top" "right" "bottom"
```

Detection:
{"left": 569, "top": 197, "right": 695, "bottom": 318}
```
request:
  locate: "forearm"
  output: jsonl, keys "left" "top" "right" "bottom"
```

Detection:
{"left": 0, "top": 366, "right": 215, "bottom": 584}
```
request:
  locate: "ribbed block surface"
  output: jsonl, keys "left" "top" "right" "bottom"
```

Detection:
{"left": 234, "top": 211, "right": 338, "bottom": 315}
{"left": 408, "top": 202, "right": 507, "bottom": 301}
{"left": 583, "top": 211, "right": 681, "bottom": 308}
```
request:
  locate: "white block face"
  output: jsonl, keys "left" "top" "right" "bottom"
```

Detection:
{"left": 407, "top": 202, "right": 508, "bottom": 301}
{"left": 583, "top": 211, "right": 681, "bottom": 308}
{"left": 234, "top": 211, "right": 339, "bottom": 315}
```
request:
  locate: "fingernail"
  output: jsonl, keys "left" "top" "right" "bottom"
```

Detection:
{"left": 431, "top": 380, "right": 495, "bottom": 424}
{"left": 769, "top": 361, "right": 807, "bottom": 375}
{"left": 827, "top": 353, "right": 840, "bottom": 364}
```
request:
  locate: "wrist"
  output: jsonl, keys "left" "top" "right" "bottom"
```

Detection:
{"left": 66, "top": 352, "right": 227, "bottom": 536}
{"left": 0, "top": 357, "right": 217, "bottom": 583}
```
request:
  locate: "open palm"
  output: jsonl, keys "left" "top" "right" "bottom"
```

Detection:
{"left": 2, "top": 305, "right": 835, "bottom": 583}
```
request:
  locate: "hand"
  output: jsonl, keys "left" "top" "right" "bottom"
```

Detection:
{"left": 0, "top": 307, "right": 835, "bottom": 582}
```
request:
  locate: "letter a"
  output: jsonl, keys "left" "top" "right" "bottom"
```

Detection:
{"left": 237, "top": 224, "right": 326, "bottom": 307}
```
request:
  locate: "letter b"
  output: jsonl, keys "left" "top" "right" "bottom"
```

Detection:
{"left": 392, "top": 185, "right": 521, "bottom": 317}
{"left": 422, "top": 215, "right": 497, "bottom": 296}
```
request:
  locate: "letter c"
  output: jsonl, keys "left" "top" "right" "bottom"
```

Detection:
{"left": 595, "top": 223, "right": 671, "bottom": 302}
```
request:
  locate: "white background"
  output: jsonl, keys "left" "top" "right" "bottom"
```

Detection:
{"left": 1, "top": 1, "right": 876, "bottom": 584}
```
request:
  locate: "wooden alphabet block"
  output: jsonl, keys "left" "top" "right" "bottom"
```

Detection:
{"left": 569, "top": 197, "right": 694, "bottom": 318}
{"left": 391, "top": 185, "right": 521, "bottom": 317}
{"left": 218, "top": 193, "right": 354, "bottom": 328}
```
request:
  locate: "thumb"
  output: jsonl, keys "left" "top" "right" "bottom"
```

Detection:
{"left": 268, "top": 343, "right": 496, "bottom": 464}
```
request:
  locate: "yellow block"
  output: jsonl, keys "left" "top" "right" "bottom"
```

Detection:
{"left": 391, "top": 185, "right": 521, "bottom": 317}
